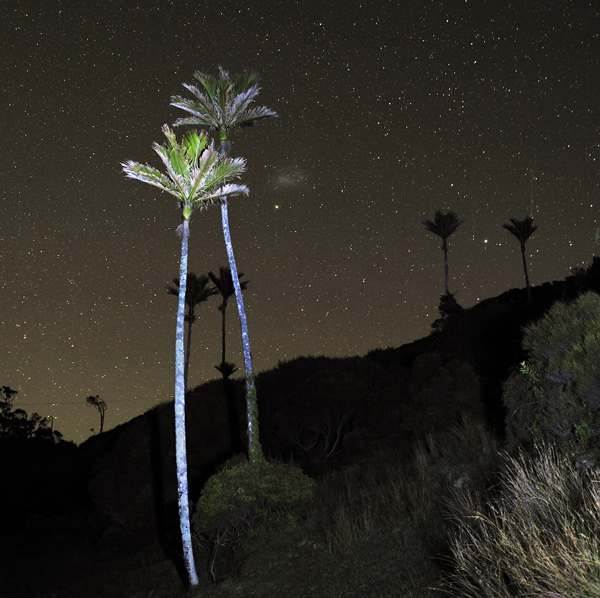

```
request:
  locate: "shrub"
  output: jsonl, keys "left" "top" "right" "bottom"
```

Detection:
{"left": 407, "top": 354, "right": 484, "bottom": 434}
{"left": 444, "top": 445, "right": 600, "bottom": 597}
{"left": 192, "top": 457, "right": 315, "bottom": 552}
{"left": 502, "top": 291, "right": 600, "bottom": 455}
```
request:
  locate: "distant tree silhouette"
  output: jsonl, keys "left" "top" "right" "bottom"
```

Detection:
{"left": 423, "top": 210, "right": 464, "bottom": 295}
{"left": 0, "top": 386, "right": 63, "bottom": 442}
{"left": 167, "top": 273, "right": 218, "bottom": 388}
{"left": 86, "top": 395, "right": 108, "bottom": 434}
{"left": 432, "top": 293, "right": 466, "bottom": 333}
{"left": 208, "top": 266, "right": 249, "bottom": 380}
{"left": 503, "top": 216, "right": 538, "bottom": 303}
{"left": 172, "top": 68, "right": 277, "bottom": 464}
{"left": 122, "top": 125, "right": 248, "bottom": 588}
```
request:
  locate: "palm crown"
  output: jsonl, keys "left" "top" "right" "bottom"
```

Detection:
{"left": 167, "top": 273, "right": 218, "bottom": 324}
{"left": 423, "top": 210, "right": 463, "bottom": 249}
{"left": 503, "top": 217, "right": 538, "bottom": 246}
{"left": 209, "top": 266, "right": 249, "bottom": 311}
{"left": 122, "top": 125, "right": 248, "bottom": 219}
{"left": 171, "top": 67, "right": 278, "bottom": 142}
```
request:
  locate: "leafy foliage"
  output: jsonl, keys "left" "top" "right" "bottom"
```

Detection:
{"left": 502, "top": 291, "right": 600, "bottom": 455}
{"left": 192, "top": 457, "right": 315, "bottom": 551}
{"left": 172, "top": 68, "right": 276, "bottom": 464}
{"left": 122, "top": 125, "right": 248, "bottom": 220}
{"left": 171, "top": 67, "right": 278, "bottom": 135}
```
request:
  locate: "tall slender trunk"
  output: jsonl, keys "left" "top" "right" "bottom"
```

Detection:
{"left": 220, "top": 302, "right": 227, "bottom": 368}
{"left": 219, "top": 200, "right": 262, "bottom": 463}
{"left": 174, "top": 218, "right": 199, "bottom": 586}
{"left": 521, "top": 243, "right": 532, "bottom": 303}
{"left": 184, "top": 315, "right": 193, "bottom": 389}
{"left": 218, "top": 138, "right": 263, "bottom": 463}
{"left": 443, "top": 240, "right": 450, "bottom": 295}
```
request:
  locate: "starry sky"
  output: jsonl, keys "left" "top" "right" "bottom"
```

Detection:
{"left": 2, "top": 0, "right": 598, "bottom": 443}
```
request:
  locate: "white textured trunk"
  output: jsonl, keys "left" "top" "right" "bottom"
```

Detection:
{"left": 174, "top": 218, "right": 199, "bottom": 586}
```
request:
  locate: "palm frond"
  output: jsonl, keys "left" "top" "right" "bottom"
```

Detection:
{"left": 195, "top": 71, "right": 219, "bottom": 102}
{"left": 171, "top": 85, "right": 223, "bottom": 129}
{"left": 195, "top": 183, "right": 249, "bottom": 206}
{"left": 503, "top": 216, "right": 538, "bottom": 243}
{"left": 423, "top": 210, "right": 463, "bottom": 239}
{"left": 203, "top": 157, "right": 246, "bottom": 190}
{"left": 182, "top": 129, "right": 208, "bottom": 162}
{"left": 226, "top": 86, "right": 277, "bottom": 128}
{"left": 122, "top": 125, "right": 248, "bottom": 218}
{"left": 121, "top": 161, "right": 180, "bottom": 198}
{"left": 172, "top": 68, "right": 277, "bottom": 134}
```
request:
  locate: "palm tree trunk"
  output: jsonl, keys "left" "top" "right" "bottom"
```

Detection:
{"left": 521, "top": 244, "right": 532, "bottom": 303}
{"left": 174, "top": 218, "right": 199, "bottom": 586}
{"left": 443, "top": 241, "right": 450, "bottom": 295}
{"left": 219, "top": 200, "right": 263, "bottom": 463}
{"left": 221, "top": 303, "right": 227, "bottom": 370}
{"left": 184, "top": 317, "right": 193, "bottom": 390}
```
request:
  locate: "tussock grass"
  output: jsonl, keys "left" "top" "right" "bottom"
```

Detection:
{"left": 316, "top": 414, "right": 500, "bottom": 553}
{"left": 445, "top": 444, "right": 600, "bottom": 597}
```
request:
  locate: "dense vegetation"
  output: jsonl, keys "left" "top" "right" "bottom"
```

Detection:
{"left": 4, "top": 256, "right": 600, "bottom": 597}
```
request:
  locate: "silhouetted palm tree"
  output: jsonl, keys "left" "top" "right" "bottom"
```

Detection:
{"left": 167, "top": 273, "right": 218, "bottom": 389}
{"left": 503, "top": 216, "right": 538, "bottom": 303}
{"left": 423, "top": 210, "right": 464, "bottom": 295}
{"left": 122, "top": 125, "right": 247, "bottom": 587}
{"left": 171, "top": 68, "right": 277, "bottom": 463}
{"left": 208, "top": 266, "right": 249, "bottom": 379}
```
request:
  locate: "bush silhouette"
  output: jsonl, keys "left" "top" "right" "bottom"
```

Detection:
{"left": 502, "top": 291, "right": 600, "bottom": 455}
{"left": 192, "top": 456, "right": 315, "bottom": 580}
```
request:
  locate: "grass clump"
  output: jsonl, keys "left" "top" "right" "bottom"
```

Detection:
{"left": 444, "top": 443, "right": 600, "bottom": 597}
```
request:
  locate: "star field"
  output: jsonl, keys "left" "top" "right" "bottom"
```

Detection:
{"left": 2, "top": 0, "right": 598, "bottom": 443}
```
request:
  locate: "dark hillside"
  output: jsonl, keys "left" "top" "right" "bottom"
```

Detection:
{"left": 3, "top": 256, "right": 600, "bottom": 597}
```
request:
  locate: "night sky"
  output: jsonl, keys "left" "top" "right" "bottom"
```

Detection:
{"left": 2, "top": 1, "right": 598, "bottom": 443}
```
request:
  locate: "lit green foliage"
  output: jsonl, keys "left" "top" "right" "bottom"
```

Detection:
{"left": 445, "top": 445, "right": 600, "bottom": 597}
{"left": 121, "top": 125, "right": 248, "bottom": 221}
{"left": 193, "top": 457, "right": 315, "bottom": 549}
{"left": 502, "top": 292, "right": 600, "bottom": 454}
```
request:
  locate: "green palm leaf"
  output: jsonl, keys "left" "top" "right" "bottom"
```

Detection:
{"left": 171, "top": 67, "right": 277, "bottom": 135}
{"left": 122, "top": 125, "right": 247, "bottom": 218}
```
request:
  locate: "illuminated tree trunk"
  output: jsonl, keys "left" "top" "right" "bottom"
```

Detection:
{"left": 217, "top": 137, "right": 263, "bottom": 463}
{"left": 174, "top": 218, "right": 199, "bottom": 586}
{"left": 219, "top": 199, "right": 263, "bottom": 463}
{"left": 184, "top": 312, "right": 193, "bottom": 389}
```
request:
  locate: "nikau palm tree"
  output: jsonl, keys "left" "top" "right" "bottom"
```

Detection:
{"left": 171, "top": 68, "right": 277, "bottom": 464}
{"left": 423, "top": 210, "right": 464, "bottom": 295}
{"left": 209, "top": 266, "right": 249, "bottom": 380}
{"left": 122, "top": 125, "right": 247, "bottom": 587}
{"left": 167, "top": 273, "right": 218, "bottom": 389}
{"left": 503, "top": 216, "right": 538, "bottom": 303}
